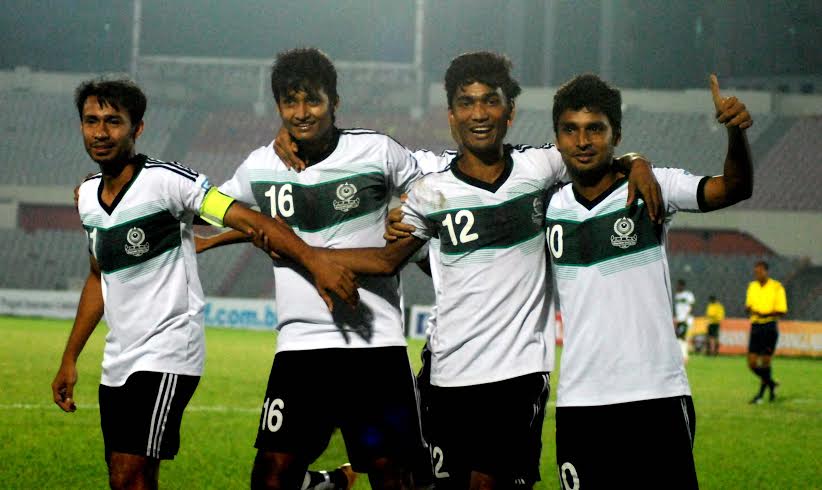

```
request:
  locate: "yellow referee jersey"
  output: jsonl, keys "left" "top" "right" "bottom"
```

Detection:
{"left": 706, "top": 302, "right": 725, "bottom": 324}
{"left": 746, "top": 278, "right": 787, "bottom": 324}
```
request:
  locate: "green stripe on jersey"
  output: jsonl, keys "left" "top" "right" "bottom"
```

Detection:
{"left": 111, "top": 246, "right": 183, "bottom": 282}
{"left": 85, "top": 210, "right": 181, "bottom": 274}
{"left": 431, "top": 192, "right": 545, "bottom": 255}
{"left": 545, "top": 203, "right": 661, "bottom": 267}
{"left": 250, "top": 172, "right": 387, "bottom": 233}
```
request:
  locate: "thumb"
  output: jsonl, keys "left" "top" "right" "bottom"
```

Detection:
{"left": 709, "top": 74, "right": 722, "bottom": 112}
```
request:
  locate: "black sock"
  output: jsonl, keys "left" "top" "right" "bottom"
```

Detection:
{"left": 330, "top": 468, "right": 349, "bottom": 489}
{"left": 752, "top": 367, "right": 767, "bottom": 397}
{"left": 763, "top": 367, "right": 775, "bottom": 389}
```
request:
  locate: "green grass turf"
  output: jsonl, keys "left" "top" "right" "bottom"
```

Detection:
{"left": 1, "top": 316, "right": 820, "bottom": 489}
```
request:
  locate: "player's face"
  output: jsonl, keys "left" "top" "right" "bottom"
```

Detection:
{"left": 754, "top": 264, "right": 768, "bottom": 282}
{"left": 277, "top": 88, "right": 335, "bottom": 143}
{"left": 555, "top": 108, "right": 620, "bottom": 184}
{"left": 81, "top": 96, "right": 143, "bottom": 165}
{"left": 448, "top": 82, "right": 513, "bottom": 155}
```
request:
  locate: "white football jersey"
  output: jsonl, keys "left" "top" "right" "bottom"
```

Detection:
{"left": 219, "top": 129, "right": 421, "bottom": 352}
{"left": 409, "top": 149, "right": 456, "bottom": 336}
{"left": 674, "top": 290, "right": 696, "bottom": 322}
{"left": 403, "top": 144, "right": 567, "bottom": 387}
{"left": 546, "top": 167, "right": 708, "bottom": 407}
{"left": 78, "top": 155, "right": 211, "bottom": 386}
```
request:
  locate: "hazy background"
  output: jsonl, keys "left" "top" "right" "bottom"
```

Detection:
{"left": 2, "top": 0, "right": 820, "bottom": 90}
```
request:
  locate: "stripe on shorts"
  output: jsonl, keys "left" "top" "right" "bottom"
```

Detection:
{"left": 531, "top": 373, "right": 550, "bottom": 427}
{"left": 679, "top": 397, "right": 693, "bottom": 449}
{"left": 147, "top": 373, "right": 179, "bottom": 458}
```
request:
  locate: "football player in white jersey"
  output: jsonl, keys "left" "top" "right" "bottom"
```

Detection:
{"left": 195, "top": 48, "right": 427, "bottom": 490}
{"left": 263, "top": 52, "right": 663, "bottom": 490}
{"left": 674, "top": 279, "right": 696, "bottom": 363}
{"left": 51, "top": 79, "right": 356, "bottom": 490}
{"left": 546, "top": 74, "right": 753, "bottom": 489}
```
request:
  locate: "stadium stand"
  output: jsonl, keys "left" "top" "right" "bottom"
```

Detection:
{"left": 740, "top": 116, "right": 822, "bottom": 211}
{"left": 1, "top": 96, "right": 818, "bottom": 322}
{"left": 0, "top": 229, "right": 88, "bottom": 290}
{"left": 0, "top": 90, "right": 186, "bottom": 185}
{"left": 784, "top": 264, "right": 822, "bottom": 321}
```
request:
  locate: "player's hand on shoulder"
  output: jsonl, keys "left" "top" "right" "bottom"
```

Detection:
{"left": 274, "top": 126, "right": 306, "bottom": 172}
{"left": 710, "top": 74, "right": 753, "bottom": 130}
{"left": 73, "top": 173, "right": 95, "bottom": 210}
{"left": 621, "top": 155, "right": 663, "bottom": 224}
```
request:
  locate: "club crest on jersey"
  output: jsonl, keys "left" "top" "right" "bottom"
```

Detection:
{"left": 125, "top": 227, "right": 150, "bottom": 256}
{"left": 333, "top": 182, "right": 360, "bottom": 212}
{"left": 610, "top": 217, "right": 638, "bottom": 249}
{"left": 531, "top": 197, "right": 543, "bottom": 225}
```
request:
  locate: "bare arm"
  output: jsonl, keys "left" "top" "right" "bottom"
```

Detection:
{"left": 223, "top": 203, "right": 358, "bottom": 309}
{"left": 195, "top": 229, "right": 251, "bottom": 254}
{"left": 51, "top": 256, "right": 104, "bottom": 412}
{"left": 253, "top": 230, "right": 426, "bottom": 277}
{"left": 700, "top": 74, "right": 754, "bottom": 211}
{"left": 318, "top": 236, "right": 427, "bottom": 276}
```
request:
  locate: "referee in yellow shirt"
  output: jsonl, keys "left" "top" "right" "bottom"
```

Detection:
{"left": 705, "top": 296, "right": 725, "bottom": 356}
{"left": 745, "top": 260, "right": 788, "bottom": 404}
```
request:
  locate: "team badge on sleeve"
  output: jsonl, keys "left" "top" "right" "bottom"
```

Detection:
{"left": 610, "top": 217, "right": 637, "bottom": 249}
{"left": 333, "top": 182, "right": 360, "bottom": 212}
{"left": 125, "top": 227, "right": 150, "bottom": 256}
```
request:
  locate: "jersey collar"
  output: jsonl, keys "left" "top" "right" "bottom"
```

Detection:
{"left": 572, "top": 176, "right": 627, "bottom": 210}
{"left": 450, "top": 145, "right": 514, "bottom": 193}
{"left": 295, "top": 127, "right": 341, "bottom": 168}
{"left": 97, "top": 154, "right": 147, "bottom": 215}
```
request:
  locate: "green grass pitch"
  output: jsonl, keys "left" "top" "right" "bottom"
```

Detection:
{"left": 1, "top": 316, "right": 820, "bottom": 489}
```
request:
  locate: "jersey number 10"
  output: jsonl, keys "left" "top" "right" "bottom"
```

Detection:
{"left": 546, "top": 224, "right": 564, "bottom": 259}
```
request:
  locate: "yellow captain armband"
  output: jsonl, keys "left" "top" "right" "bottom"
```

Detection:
{"left": 199, "top": 187, "right": 235, "bottom": 227}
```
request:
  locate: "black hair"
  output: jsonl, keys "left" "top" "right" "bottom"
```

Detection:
{"left": 552, "top": 74, "right": 622, "bottom": 138}
{"left": 74, "top": 79, "right": 147, "bottom": 126}
{"left": 755, "top": 260, "right": 769, "bottom": 270}
{"left": 677, "top": 279, "right": 686, "bottom": 287}
{"left": 709, "top": 295, "right": 717, "bottom": 302}
{"left": 270, "top": 47, "right": 338, "bottom": 105}
{"left": 444, "top": 51, "right": 521, "bottom": 109}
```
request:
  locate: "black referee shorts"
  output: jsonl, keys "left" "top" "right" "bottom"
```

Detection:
{"left": 748, "top": 321, "right": 779, "bottom": 355}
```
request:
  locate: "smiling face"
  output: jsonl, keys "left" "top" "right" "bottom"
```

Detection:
{"left": 81, "top": 96, "right": 143, "bottom": 166}
{"left": 276, "top": 87, "right": 335, "bottom": 144}
{"left": 555, "top": 107, "right": 620, "bottom": 185}
{"left": 448, "top": 82, "right": 513, "bottom": 157}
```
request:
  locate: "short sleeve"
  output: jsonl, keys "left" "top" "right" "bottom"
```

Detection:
{"left": 401, "top": 179, "right": 436, "bottom": 242}
{"left": 745, "top": 282, "right": 755, "bottom": 308}
{"left": 412, "top": 149, "right": 454, "bottom": 175}
{"left": 218, "top": 155, "right": 256, "bottom": 205}
{"left": 162, "top": 161, "right": 211, "bottom": 219}
{"left": 655, "top": 167, "right": 710, "bottom": 215}
{"left": 386, "top": 138, "right": 423, "bottom": 196}
{"left": 541, "top": 144, "right": 570, "bottom": 185}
